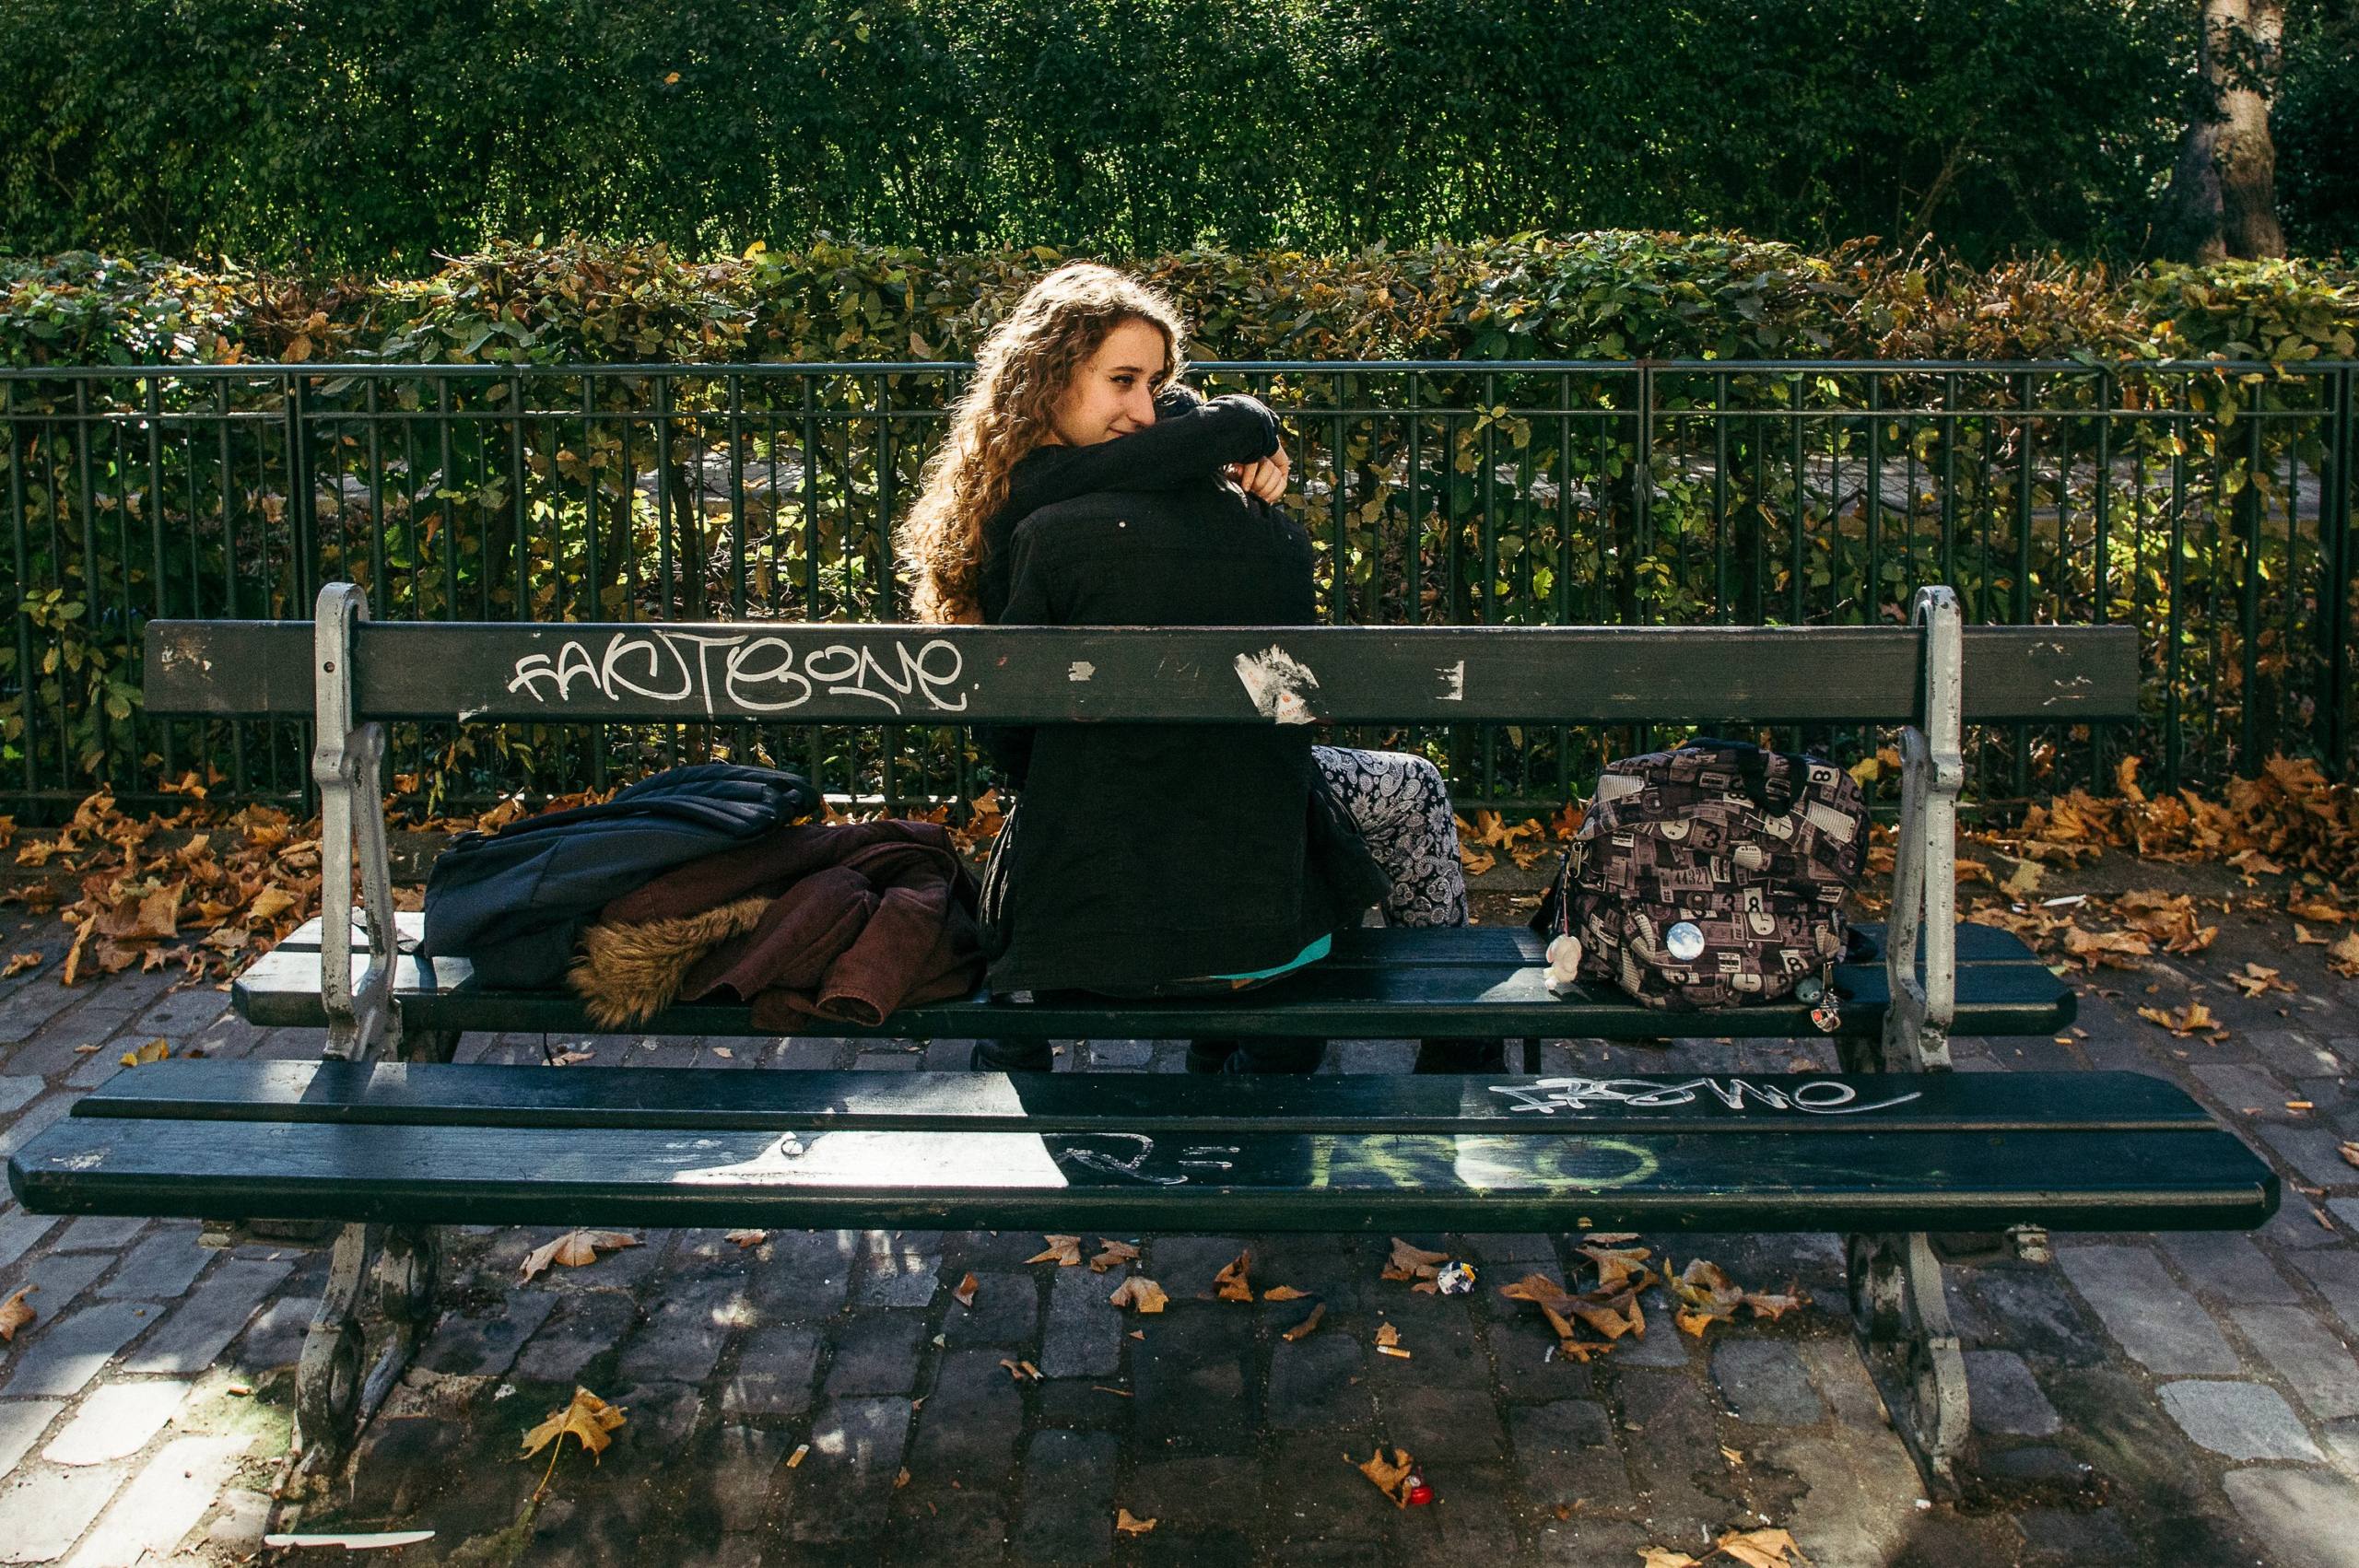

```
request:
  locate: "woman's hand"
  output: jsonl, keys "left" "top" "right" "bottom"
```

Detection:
{"left": 1225, "top": 442, "right": 1290, "bottom": 503}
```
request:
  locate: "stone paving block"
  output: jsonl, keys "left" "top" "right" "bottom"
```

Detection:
{"left": 824, "top": 1311, "right": 926, "bottom": 1397}
{"left": 1263, "top": 1432, "right": 1396, "bottom": 1545}
{"left": 1039, "top": 1264, "right": 1122, "bottom": 1380}
{"left": 128, "top": 987, "right": 229, "bottom": 1038}
{"left": 942, "top": 1270, "right": 1039, "bottom": 1346}
{"left": 2191, "top": 1061, "right": 2293, "bottom": 1117}
{"left": 1711, "top": 1338, "right": 1823, "bottom": 1425}
{"left": 2263, "top": 1124, "right": 2359, "bottom": 1188}
{"left": 1462, "top": 1233, "right": 1559, "bottom": 1266}
{"left": 1132, "top": 1310, "right": 1255, "bottom": 1455}
{"left": 852, "top": 1229, "right": 944, "bottom": 1307}
{"left": 1534, "top": 1515, "right": 1654, "bottom": 1567}
{"left": 719, "top": 1323, "right": 822, "bottom": 1419}
{"left": 2291, "top": 1247, "right": 2359, "bottom": 1336}
{"left": 2055, "top": 1244, "right": 2241, "bottom": 1374}
{"left": 1609, "top": 1291, "right": 1689, "bottom": 1368}
{"left": 1143, "top": 1235, "right": 1250, "bottom": 1292}
{"left": 1086, "top": 1039, "right": 1154, "bottom": 1069}
{"left": 418, "top": 1292, "right": 558, "bottom": 1379}
{"left": 1379, "top": 1382, "right": 1507, "bottom": 1463}
{"left": 1508, "top": 1398, "right": 1633, "bottom": 1513}
{"left": 49, "top": 1216, "right": 143, "bottom": 1257}
{"left": 2019, "top": 1505, "right": 2137, "bottom": 1562}
{"left": 0, "top": 1208, "right": 57, "bottom": 1273}
{"left": 0, "top": 1078, "right": 38, "bottom": 1117}
{"left": 2333, "top": 1198, "right": 2359, "bottom": 1235}
{"left": 0, "top": 976, "right": 90, "bottom": 1038}
{"left": 96, "top": 1228, "right": 209, "bottom": 1300}
{"left": 230, "top": 1293, "right": 322, "bottom": 1374}
{"left": 2263, "top": 1201, "right": 2342, "bottom": 1250}
{"left": 735, "top": 1229, "right": 857, "bottom": 1318}
{"left": 1964, "top": 1349, "right": 2063, "bottom": 1436}
{"left": 1766, "top": 1428, "right": 1927, "bottom": 1568}
{"left": 908, "top": 1350, "right": 1025, "bottom": 1482}
{"left": 782, "top": 1396, "right": 910, "bottom": 1542}
{"left": 2159, "top": 1230, "right": 2305, "bottom": 1305}
{"left": 41, "top": 1380, "right": 190, "bottom": 1466}
{"left": 2222, "top": 1466, "right": 2359, "bottom": 1568}
{"left": 117, "top": 1257, "right": 290, "bottom": 1375}
{"left": 608, "top": 1380, "right": 703, "bottom": 1456}
{"left": 0, "top": 1299, "right": 158, "bottom": 1398}
{"left": 1796, "top": 1339, "right": 1886, "bottom": 1431}
{"left": 1366, "top": 1312, "right": 1488, "bottom": 1389}
{"left": 0, "top": 1401, "right": 63, "bottom": 1482}
{"left": 1266, "top": 1334, "right": 1372, "bottom": 1430}
{"left": 2231, "top": 1305, "right": 2359, "bottom": 1420}
{"left": 2157, "top": 1379, "right": 2323, "bottom": 1460}
{"left": 888, "top": 1486, "right": 1011, "bottom": 1563}
{"left": 6, "top": 1251, "right": 110, "bottom": 1326}
{"left": 2244, "top": 1029, "right": 2349, "bottom": 1080}
{"left": 616, "top": 1282, "right": 746, "bottom": 1385}
{"left": 1614, "top": 1368, "right": 1730, "bottom": 1529}
{"left": 698, "top": 1424, "right": 789, "bottom": 1536}
{"left": 205, "top": 1486, "right": 274, "bottom": 1556}
{"left": 0, "top": 1461, "right": 127, "bottom": 1562}
{"left": 1124, "top": 1456, "right": 1266, "bottom": 1534}
{"left": 921, "top": 1037, "right": 975, "bottom": 1071}
{"left": 1012, "top": 1428, "right": 1119, "bottom": 1565}
{"left": 514, "top": 1290, "right": 640, "bottom": 1385}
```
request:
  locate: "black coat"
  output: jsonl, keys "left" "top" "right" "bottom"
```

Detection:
{"left": 419, "top": 762, "right": 818, "bottom": 989}
{"left": 979, "top": 477, "right": 1387, "bottom": 995}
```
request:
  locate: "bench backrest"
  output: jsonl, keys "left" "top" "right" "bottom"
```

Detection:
{"left": 145, "top": 616, "right": 2139, "bottom": 725}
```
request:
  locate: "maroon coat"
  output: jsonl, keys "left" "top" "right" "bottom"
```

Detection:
{"left": 600, "top": 819, "right": 983, "bottom": 1029}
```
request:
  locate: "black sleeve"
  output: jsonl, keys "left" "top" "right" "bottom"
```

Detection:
{"left": 1002, "top": 392, "right": 1282, "bottom": 520}
{"left": 981, "top": 518, "right": 1062, "bottom": 789}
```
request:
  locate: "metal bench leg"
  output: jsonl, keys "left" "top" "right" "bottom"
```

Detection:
{"left": 1846, "top": 585, "right": 1969, "bottom": 1495}
{"left": 292, "top": 583, "right": 440, "bottom": 1480}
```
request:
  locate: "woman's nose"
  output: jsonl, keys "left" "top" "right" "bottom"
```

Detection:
{"left": 1125, "top": 386, "right": 1156, "bottom": 426}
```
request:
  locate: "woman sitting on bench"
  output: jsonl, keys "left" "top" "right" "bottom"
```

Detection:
{"left": 899, "top": 262, "right": 1496, "bottom": 1073}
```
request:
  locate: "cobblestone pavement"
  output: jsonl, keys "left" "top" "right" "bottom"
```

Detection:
{"left": 0, "top": 857, "right": 2356, "bottom": 1566}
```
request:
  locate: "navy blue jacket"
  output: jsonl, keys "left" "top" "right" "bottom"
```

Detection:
{"left": 419, "top": 763, "right": 819, "bottom": 989}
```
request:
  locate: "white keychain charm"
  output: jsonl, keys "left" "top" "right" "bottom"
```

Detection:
{"left": 1544, "top": 932, "right": 1583, "bottom": 994}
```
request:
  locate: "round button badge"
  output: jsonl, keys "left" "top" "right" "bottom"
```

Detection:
{"left": 1665, "top": 920, "right": 1706, "bottom": 961}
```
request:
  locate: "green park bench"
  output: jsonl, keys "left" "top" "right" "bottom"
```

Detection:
{"left": 6, "top": 581, "right": 2276, "bottom": 1494}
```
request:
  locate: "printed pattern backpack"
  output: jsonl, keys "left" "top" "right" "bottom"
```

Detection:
{"left": 1531, "top": 741, "right": 1869, "bottom": 1019}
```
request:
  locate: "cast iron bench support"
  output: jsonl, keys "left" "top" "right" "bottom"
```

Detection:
{"left": 7, "top": 580, "right": 2261, "bottom": 1501}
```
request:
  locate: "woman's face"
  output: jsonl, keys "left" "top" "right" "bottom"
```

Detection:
{"left": 1049, "top": 318, "right": 1167, "bottom": 446}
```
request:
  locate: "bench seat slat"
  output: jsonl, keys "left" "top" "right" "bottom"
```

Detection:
{"left": 71, "top": 1062, "right": 2218, "bottom": 1137}
{"left": 8, "top": 1117, "right": 2275, "bottom": 1234}
{"left": 230, "top": 942, "right": 2074, "bottom": 1039}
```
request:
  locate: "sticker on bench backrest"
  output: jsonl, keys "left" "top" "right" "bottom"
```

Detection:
{"left": 506, "top": 628, "right": 968, "bottom": 718}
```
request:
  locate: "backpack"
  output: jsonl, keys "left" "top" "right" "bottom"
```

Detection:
{"left": 1531, "top": 740, "right": 1869, "bottom": 1022}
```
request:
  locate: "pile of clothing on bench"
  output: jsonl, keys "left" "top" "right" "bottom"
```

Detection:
{"left": 417, "top": 763, "right": 984, "bottom": 1027}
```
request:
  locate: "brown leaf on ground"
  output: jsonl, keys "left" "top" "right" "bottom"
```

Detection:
{"left": 2339, "top": 1141, "right": 2359, "bottom": 1171}
{"left": 1108, "top": 1277, "right": 1169, "bottom": 1314}
{"left": 1261, "top": 1285, "right": 1311, "bottom": 1302}
{"left": 1027, "top": 1235, "right": 1084, "bottom": 1267}
{"left": 2228, "top": 963, "right": 2294, "bottom": 998}
{"left": 116, "top": 1037, "right": 168, "bottom": 1069}
{"left": 0, "top": 1285, "right": 34, "bottom": 1341}
{"left": 1, "top": 953, "right": 40, "bottom": 977}
{"left": 519, "top": 1229, "right": 641, "bottom": 1283}
{"left": 1352, "top": 1445, "right": 1419, "bottom": 1508}
{"left": 1498, "top": 1271, "right": 1590, "bottom": 1352}
{"left": 1375, "top": 1321, "right": 1402, "bottom": 1349}
{"left": 1282, "top": 1303, "right": 1328, "bottom": 1342}
{"left": 1568, "top": 1290, "right": 1646, "bottom": 1341}
{"left": 1214, "top": 1251, "right": 1254, "bottom": 1302}
{"left": 2288, "top": 895, "right": 2347, "bottom": 923}
{"left": 1114, "top": 1508, "right": 1157, "bottom": 1537}
{"left": 953, "top": 1272, "right": 980, "bottom": 1308}
{"left": 1577, "top": 1244, "right": 1654, "bottom": 1293}
{"left": 1583, "top": 1231, "right": 1640, "bottom": 1245}
{"left": 999, "top": 1359, "right": 1044, "bottom": 1383}
{"left": 2296, "top": 923, "right": 2330, "bottom": 944}
{"left": 1638, "top": 1550, "right": 1704, "bottom": 1568}
{"left": 2060, "top": 925, "right": 2154, "bottom": 970}
{"left": 1380, "top": 1237, "right": 1450, "bottom": 1283}
{"left": 1089, "top": 1238, "right": 1141, "bottom": 1273}
{"left": 2137, "top": 1001, "right": 2226, "bottom": 1040}
{"left": 1669, "top": 1258, "right": 1744, "bottom": 1336}
{"left": 1716, "top": 1527, "right": 1807, "bottom": 1568}
{"left": 1743, "top": 1285, "right": 1812, "bottom": 1321}
{"left": 2329, "top": 932, "right": 2359, "bottom": 979}
{"left": 723, "top": 1229, "right": 768, "bottom": 1249}
{"left": 519, "top": 1387, "right": 628, "bottom": 1474}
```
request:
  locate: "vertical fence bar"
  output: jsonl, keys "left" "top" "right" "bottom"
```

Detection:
{"left": 2323, "top": 367, "right": 2355, "bottom": 775}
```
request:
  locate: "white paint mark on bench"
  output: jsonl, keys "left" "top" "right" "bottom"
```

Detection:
{"left": 1438, "top": 660, "right": 1465, "bottom": 701}
{"left": 1488, "top": 1076, "right": 1924, "bottom": 1117}
{"left": 506, "top": 629, "right": 968, "bottom": 719}
{"left": 1233, "top": 644, "right": 1320, "bottom": 724}
{"left": 1068, "top": 661, "right": 1096, "bottom": 683}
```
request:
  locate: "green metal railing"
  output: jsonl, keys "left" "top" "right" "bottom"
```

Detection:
{"left": 4, "top": 359, "right": 2353, "bottom": 819}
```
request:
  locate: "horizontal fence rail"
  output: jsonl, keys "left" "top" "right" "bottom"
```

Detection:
{"left": 4, "top": 359, "right": 2353, "bottom": 818}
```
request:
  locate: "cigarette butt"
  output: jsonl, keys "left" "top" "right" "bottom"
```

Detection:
{"left": 786, "top": 1444, "right": 810, "bottom": 1469}
{"left": 1377, "top": 1345, "right": 1413, "bottom": 1359}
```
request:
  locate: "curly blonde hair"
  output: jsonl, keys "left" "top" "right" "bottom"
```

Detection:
{"left": 899, "top": 263, "right": 1189, "bottom": 622}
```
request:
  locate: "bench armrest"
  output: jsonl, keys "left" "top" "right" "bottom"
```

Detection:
{"left": 311, "top": 583, "right": 403, "bottom": 1062}
{"left": 1871, "top": 585, "right": 1962, "bottom": 1073}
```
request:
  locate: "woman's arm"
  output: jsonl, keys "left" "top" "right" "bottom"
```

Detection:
{"left": 1003, "top": 391, "right": 1282, "bottom": 518}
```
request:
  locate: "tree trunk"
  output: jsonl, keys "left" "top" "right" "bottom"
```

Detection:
{"left": 2156, "top": 0, "right": 2287, "bottom": 262}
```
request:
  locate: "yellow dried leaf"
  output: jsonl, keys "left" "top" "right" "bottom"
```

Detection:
{"left": 1214, "top": 1251, "right": 1253, "bottom": 1303}
{"left": 519, "top": 1229, "right": 640, "bottom": 1283}
{"left": 1375, "top": 1322, "right": 1402, "bottom": 1348}
{"left": 519, "top": 1387, "right": 627, "bottom": 1472}
{"left": 1380, "top": 1236, "right": 1449, "bottom": 1282}
{"left": 1115, "top": 1508, "right": 1157, "bottom": 1537}
{"left": 1027, "top": 1235, "right": 1083, "bottom": 1267}
{"left": 2137, "top": 1001, "right": 2224, "bottom": 1039}
{"left": 2330, "top": 931, "right": 2359, "bottom": 979}
{"left": 1088, "top": 1238, "right": 1140, "bottom": 1273}
{"left": 1743, "top": 1286, "right": 1811, "bottom": 1321}
{"left": 1261, "top": 1285, "right": 1311, "bottom": 1302}
{"left": 1, "top": 952, "right": 41, "bottom": 977}
{"left": 1715, "top": 1527, "right": 1805, "bottom": 1568}
{"left": 117, "top": 1037, "right": 169, "bottom": 1070}
{"left": 1578, "top": 1244, "right": 1654, "bottom": 1293}
{"left": 1281, "top": 1303, "right": 1327, "bottom": 1342}
{"left": 1641, "top": 1550, "right": 1704, "bottom": 1568}
{"left": 0, "top": 1285, "right": 35, "bottom": 1341}
{"left": 953, "top": 1272, "right": 980, "bottom": 1308}
{"left": 245, "top": 885, "right": 300, "bottom": 925}
{"left": 1108, "top": 1277, "right": 1169, "bottom": 1314}
{"left": 1352, "top": 1445, "right": 1418, "bottom": 1507}
{"left": 723, "top": 1229, "right": 768, "bottom": 1248}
